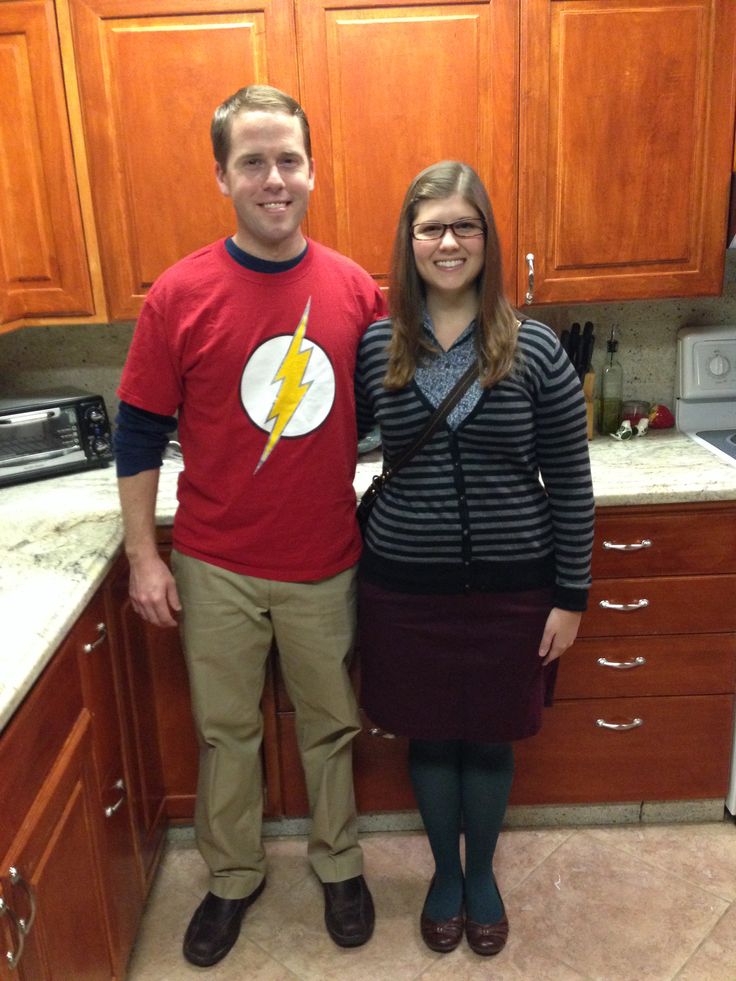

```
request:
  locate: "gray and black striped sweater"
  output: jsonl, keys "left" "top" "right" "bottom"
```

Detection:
{"left": 355, "top": 318, "right": 595, "bottom": 611}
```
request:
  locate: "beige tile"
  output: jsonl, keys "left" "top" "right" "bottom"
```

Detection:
{"left": 589, "top": 822, "right": 736, "bottom": 901}
{"left": 507, "top": 830, "right": 727, "bottom": 981}
{"left": 677, "top": 903, "right": 736, "bottom": 981}
{"left": 495, "top": 827, "right": 575, "bottom": 892}
{"left": 420, "top": 939, "right": 591, "bottom": 980}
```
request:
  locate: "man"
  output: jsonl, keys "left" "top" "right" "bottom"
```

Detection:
{"left": 114, "top": 85, "right": 386, "bottom": 969}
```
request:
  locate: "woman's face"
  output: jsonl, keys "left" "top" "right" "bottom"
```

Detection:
{"left": 410, "top": 194, "right": 485, "bottom": 301}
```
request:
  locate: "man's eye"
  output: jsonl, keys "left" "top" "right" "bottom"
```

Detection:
{"left": 243, "top": 158, "right": 263, "bottom": 169}
{"left": 279, "top": 157, "right": 300, "bottom": 168}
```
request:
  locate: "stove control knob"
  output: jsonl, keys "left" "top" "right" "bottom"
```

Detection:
{"left": 707, "top": 353, "right": 731, "bottom": 378}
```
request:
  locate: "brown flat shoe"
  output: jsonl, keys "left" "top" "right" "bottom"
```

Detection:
{"left": 419, "top": 878, "right": 464, "bottom": 953}
{"left": 465, "top": 912, "right": 509, "bottom": 956}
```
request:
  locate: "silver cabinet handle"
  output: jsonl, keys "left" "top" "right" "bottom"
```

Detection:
{"left": 602, "top": 539, "right": 652, "bottom": 551}
{"left": 597, "top": 656, "right": 647, "bottom": 670}
{"left": 599, "top": 598, "right": 649, "bottom": 611}
{"left": 104, "top": 778, "right": 127, "bottom": 818}
{"left": 82, "top": 622, "right": 107, "bottom": 653}
{"left": 525, "top": 252, "right": 535, "bottom": 303}
{"left": 368, "top": 727, "right": 396, "bottom": 739}
{"left": 0, "top": 896, "right": 24, "bottom": 970}
{"left": 596, "top": 717, "right": 643, "bottom": 731}
{"left": 7, "top": 869, "right": 34, "bottom": 936}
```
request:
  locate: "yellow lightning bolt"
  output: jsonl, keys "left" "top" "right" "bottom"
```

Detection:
{"left": 255, "top": 299, "right": 313, "bottom": 473}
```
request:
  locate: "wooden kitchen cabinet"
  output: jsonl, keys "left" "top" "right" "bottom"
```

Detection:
{"left": 106, "top": 554, "right": 171, "bottom": 889}
{"left": 296, "top": 0, "right": 519, "bottom": 294}
{"left": 5, "top": 0, "right": 736, "bottom": 326}
{"left": 76, "top": 592, "right": 143, "bottom": 979}
{"left": 0, "top": 605, "right": 130, "bottom": 980}
{"left": 518, "top": 0, "right": 736, "bottom": 304}
{"left": 66, "top": 0, "right": 300, "bottom": 320}
{"left": 0, "top": 0, "right": 100, "bottom": 329}
{"left": 512, "top": 502, "right": 736, "bottom": 805}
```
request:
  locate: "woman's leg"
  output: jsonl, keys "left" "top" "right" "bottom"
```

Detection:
{"left": 460, "top": 741, "right": 514, "bottom": 923}
{"left": 408, "top": 738, "right": 464, "bottom": 919}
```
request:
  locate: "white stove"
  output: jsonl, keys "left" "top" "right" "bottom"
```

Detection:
{"left": 676, "top": 324, "right": 736, "bottom": 466}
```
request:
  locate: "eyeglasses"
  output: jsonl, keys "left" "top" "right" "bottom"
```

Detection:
{"left": 410, "top": 218, "right": 486, "bottom": 241}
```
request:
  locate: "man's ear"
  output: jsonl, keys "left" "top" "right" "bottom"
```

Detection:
{"left": 214, "top": 161, "right": 230, "bottom": 197}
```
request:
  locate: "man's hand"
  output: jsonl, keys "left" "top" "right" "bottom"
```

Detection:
{"left": 538, "top": 607, "right": 582, "bottom": 665}
{"left": 128, "top": 552, "right": 182, "bottom": 628}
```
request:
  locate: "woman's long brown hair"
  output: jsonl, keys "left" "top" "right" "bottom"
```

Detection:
{"left": 385, "top": 161, "right": 520, "bottom": 390}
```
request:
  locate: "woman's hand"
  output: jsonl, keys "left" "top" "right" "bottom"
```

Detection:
{"left": 538, "top": 607, "right": 582, "bottom": 665}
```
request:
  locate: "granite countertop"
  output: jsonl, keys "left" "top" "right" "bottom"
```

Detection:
{"left": 2, "top": 430, "right": 736, "bottom": 734}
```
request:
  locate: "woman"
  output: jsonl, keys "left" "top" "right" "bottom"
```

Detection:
{"left": 355, "top": 162, "right": 594, "bottom": 956}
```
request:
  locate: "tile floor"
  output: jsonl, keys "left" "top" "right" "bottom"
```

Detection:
{"left": 127, "top": 819, "right": 736, "bottom": 980}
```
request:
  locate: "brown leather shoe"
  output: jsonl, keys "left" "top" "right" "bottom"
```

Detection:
{"left": 183, "top": 879, "right": 265, "bottom": 967}
{"left": 419, "top": 878, "right": 464, "bottom": 953}
{"left": 465, "top": 912, "right": 509, "bottom": 956}
{"left": 420, "top": 910, "right": 465, "bottom": 953}
{"left": 322, "top": 874, "right": 375, "bottom": 947}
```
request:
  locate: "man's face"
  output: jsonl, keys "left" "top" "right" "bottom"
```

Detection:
{"left": 215, "top": 110, "right": 314, "bottom": 261}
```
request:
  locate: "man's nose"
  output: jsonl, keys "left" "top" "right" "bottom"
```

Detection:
{"left": 263, "top": 163, "right": 285, "bottom": 188}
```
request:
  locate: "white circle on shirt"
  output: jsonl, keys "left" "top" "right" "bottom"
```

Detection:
{"left": 240, "top": 334, "right": 335, "bottom": 436}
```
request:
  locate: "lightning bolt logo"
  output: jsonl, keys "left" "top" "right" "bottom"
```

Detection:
{"left": 255, "top": 299, "right": 313, "bottom": 473}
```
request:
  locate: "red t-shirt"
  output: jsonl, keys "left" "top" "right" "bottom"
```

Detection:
{"left": 118, "top": 239, "right": 386, "bottom": 581}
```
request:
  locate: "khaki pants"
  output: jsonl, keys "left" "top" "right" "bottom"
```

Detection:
{"left": 171, "top": 551, "right": 363, "bottom": 899}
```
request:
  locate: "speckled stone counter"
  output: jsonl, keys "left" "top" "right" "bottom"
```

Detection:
{"left": 2, "top": 431, "right": 735, "bottom": 733}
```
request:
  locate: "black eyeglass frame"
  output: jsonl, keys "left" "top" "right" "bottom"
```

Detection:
{"left": 410, "top": 218, "right": 487, "bottom": 241}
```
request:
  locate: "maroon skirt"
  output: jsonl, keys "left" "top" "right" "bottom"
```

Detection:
{"left": 358, "top": 580, "right": 557, "bottom": 742}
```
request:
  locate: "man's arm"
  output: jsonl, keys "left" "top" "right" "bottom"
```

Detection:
{"left": 118, "top": 468, "right": 182, "bottom": 628}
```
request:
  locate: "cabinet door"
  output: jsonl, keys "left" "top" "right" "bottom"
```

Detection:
{"left": 296, "top": 0, "right": 518, "bottom": 292}
{"left": 75, "top": 592, "right": 143, "bottom": 979}
{"left": 518, "top": 0, "right": 736, "bottom": 304}
{"left": 106, "top": 558, "right": 170, "bottom": 891}
{"left": 0, "top": 0, "right": 94, "bottom": 326}
{"left": 0, "top": 717, "right": 113, "bottom": 981}
{"left": 68, "top": 0, "right": 299, "bottom": 320}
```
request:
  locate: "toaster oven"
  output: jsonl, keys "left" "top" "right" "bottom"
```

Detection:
{"left": 0, "top": 389, "right": 113, "bottom": 487}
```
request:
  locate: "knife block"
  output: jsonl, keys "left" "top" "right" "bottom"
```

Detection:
{"left": 583, "top": 372, "right": 595, "bottom": 440}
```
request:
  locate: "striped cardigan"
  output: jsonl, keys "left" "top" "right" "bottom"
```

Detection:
{"left": 355, "top": 318, "right": 595, "bottom": 611}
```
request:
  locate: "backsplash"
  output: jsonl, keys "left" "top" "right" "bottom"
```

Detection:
{"left": 1, "top": 251, "right": 735, "bottom": 417}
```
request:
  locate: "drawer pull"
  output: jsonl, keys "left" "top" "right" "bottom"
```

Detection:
{"left": 596, "top": 717, "right": 643, "bottom": 731}
{"left": 368, "top": 727, "right": 396, "bottom": 739}
{"left": 7, "top": 869, "right": 35, "bottom": 936}
{"left": 599, "top": 598, "right": 649, "bottom": 611}
{"left": 82, "top": 622, "right": 107, "bottom": 653}
{"left": 597, "top": 656, "right": 647, "bottom": 670}
{"left": 104, "top": 778, "right": 127, "bottom": 818}
{"left": 602, "top": 539, "right": 652, "bottom": 551}
{"left": 0, "top": 896, "right": 24, "bottom": 970}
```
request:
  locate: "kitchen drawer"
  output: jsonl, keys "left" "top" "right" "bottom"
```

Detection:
{"left": 556, "top": 633, "right": 736, "bottom": 699}
{"left": 275, "top": 711, "right": 415, "bottom": 816}
{"left": 593, "top": 505, "right": 736, "bottom": 579}
{"left": 579, "top": 575, "right": 736, "bottom": 637}
{"left": 510, "top": 693, "right": 735, "bottom": 805}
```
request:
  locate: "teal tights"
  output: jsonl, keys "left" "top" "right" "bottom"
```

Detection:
{"left": 408, "top": 738, "right": 514, "bottom": 923}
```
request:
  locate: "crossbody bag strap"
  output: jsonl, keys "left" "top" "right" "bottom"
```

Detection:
{"left": 382, "top": 360, "right": 478, "bottom": 483}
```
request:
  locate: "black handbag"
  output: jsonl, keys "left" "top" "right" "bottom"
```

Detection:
{"left": 357, "top": 361, "right": 478, "bottom": 536}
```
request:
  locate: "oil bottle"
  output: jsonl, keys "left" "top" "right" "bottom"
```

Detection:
{"left": 600, "top": 326, "right": 623, "bottom": 434}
